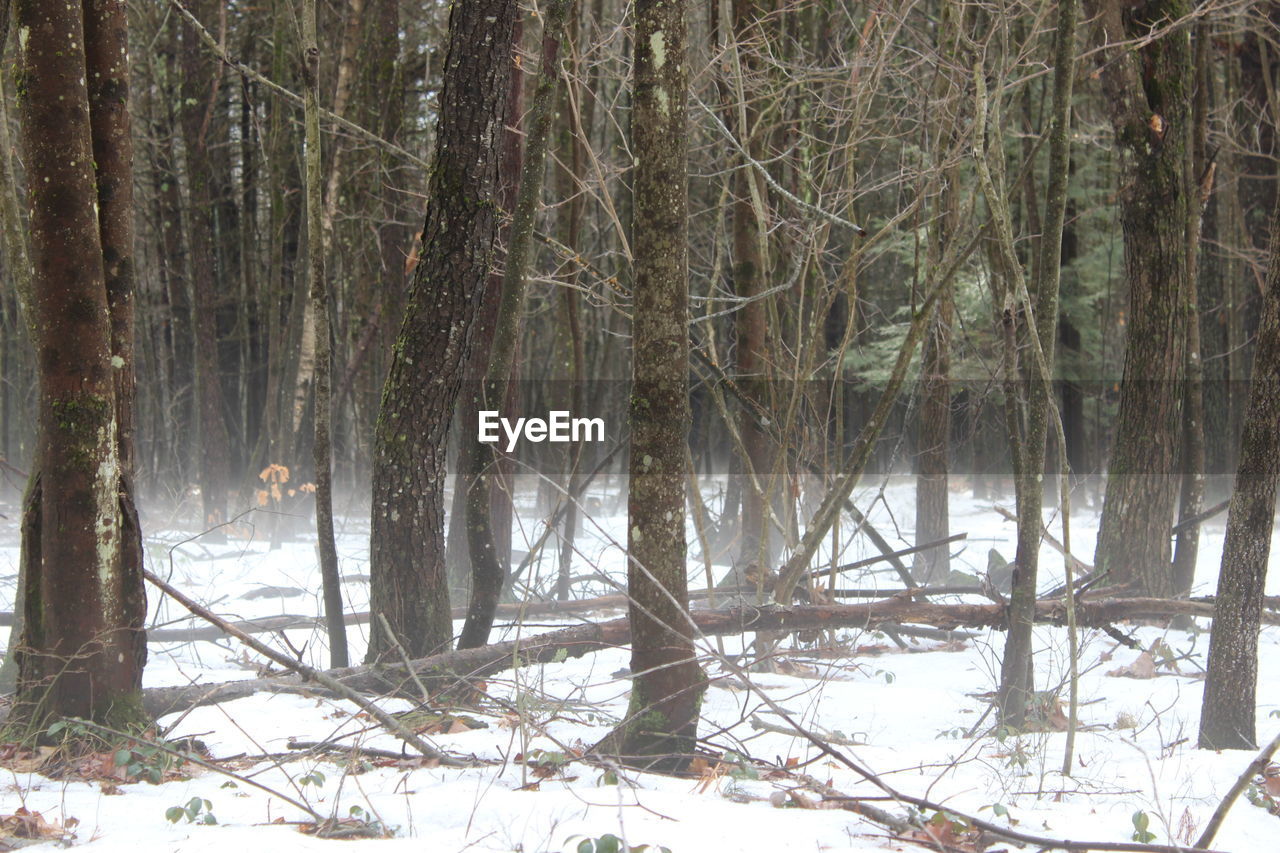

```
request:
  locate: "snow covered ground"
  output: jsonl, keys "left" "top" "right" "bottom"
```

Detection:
{"left": 2, "top": 477, "right": 1279, "bottom": 852}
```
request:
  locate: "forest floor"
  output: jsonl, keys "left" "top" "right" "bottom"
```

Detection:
{"left": 1, "top": 478, "right": 1279, "bottom": 852}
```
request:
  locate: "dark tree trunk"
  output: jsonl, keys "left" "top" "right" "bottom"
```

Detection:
{"left": 302, "top": 0, "right": 349, "bottom": 668}
{"left": 610, "top": 0, "right": 706, "bottom": 770}
{"left": 367, "top": 0, "right": 518, "bottom": 661}
{"left": 914, "top": 137, "right": 958, "bottom": 585}
{"left": 456, "top": 13, "right": 526, "bottom": 650}
{"left": 1088, "top": 0, "right": 1192, "bottom": 597}
{"left": 1172, "top": 22, "right": 1212, "bottom": 598}
{"left": 12, "top": 0, "right": 147, "bottom": 732}
{"left": 179, "top": 0, "right": 232, "bottom": 539}
{"left": 1197, "top": 194, "right": 1280, "bottom": 751}
{"left": 461, "top": 3, "right": 574, "bottom": 648}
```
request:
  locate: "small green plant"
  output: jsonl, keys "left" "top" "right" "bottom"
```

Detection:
{"left": 166, "top": 797, "right": 216, "bottom": 826}
{"left": 300, "top": 770, "right": 327, "bottom": 788}
{"left": 721, "top": 751, "right": 758, "bottom": 781}
{"left": 979, "top": 802, "right": 1015, "bottom": 824}
{"left": 343, "top": 805, "right": 387, "bottom": 836}
{"left": 1131, "top": 810, "right": 1156, "bottom": 843}
{"left": 114, "top": 743, "right": 175, "bottom": 784}
{"left": 567, "top": 833, "right": 670, "bottom": 853}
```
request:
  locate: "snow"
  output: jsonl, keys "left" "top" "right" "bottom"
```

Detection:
{"left": 2, "top": 477, "right": 1279, "bottom": 851}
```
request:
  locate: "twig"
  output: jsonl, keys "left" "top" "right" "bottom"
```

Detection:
{"left": 376, "top": 612, "right": 431, "bottom": 705}
{"left": 142, "top": 568, "right": 468, "bottom": 766}
{"left": 67, "top": 717, "right": 325, "bottom": 823}
{"left": 1194, "top": 729, "right": 1280, "bottom": 849}
{"left": 808, "top": 533, "right": 968, "bottom": 582}
{"left": 166, "top": 0, "right": 429, "bottom": 171}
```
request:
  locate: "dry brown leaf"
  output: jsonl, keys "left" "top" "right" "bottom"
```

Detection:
{"left": 1046, "top": 699, "right": 1070, "bottom": 731}
{"left": 0, "top": 807, "right": 74, "bottom": 841}
{"left": 1107, "top": 651, "right": 1156, "bottom": 679}
{"left": 1263, "top": 764, "right": 1280, "bottom": 797}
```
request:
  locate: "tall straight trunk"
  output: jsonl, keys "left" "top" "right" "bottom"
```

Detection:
{"left": 993, "top": 0, "right": 1077, "bottom": 727}
{"left": 0, "top": 15, "right": 33, "bottom": 693}
{"left": 914, "top": 120, "right": 960, "bottom": 584}
{"left": 152, "top": 29, "right": 195, "bottom": 489}
{"left": 1172, "top": 22, "right": 1212, "bottom": 597}
{"left": 179, "top": 0, "right": 232, "bottom": 538}
{"left": 729, "top": 0, "right": 772, "bottom": 571}
{"left": 460, "top": 1, "right": 574, "bottom": 648}
{"left": 1088, "top": 0, "right": 1192, "bottom": 597}
{"left": 609, "top": 0, "right": 706, "bottom": 770}
{"left": 367, "top": 0, "right": 518, "bottom": 661}
{"left": 12, "top": 0, "right": 147, "bottom": 731}
{"left": 555, "top": 17, "right": 588, "bottom": 602}
{"left": 289, "top": 0, "right": 365, "bottom": 466}
{"left": 302, "top": 0, "right": 348, "bottom": 668}
{"left": 452, "top": 14, "right": 524, "bottom": 642}
{"left": 1198, "top": 192, "right": 1280, "bottom": 751}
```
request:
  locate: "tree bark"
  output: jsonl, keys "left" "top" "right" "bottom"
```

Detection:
{"left": 607, "top": 0, "right": 706, "bottom": 771}
{"left": 729, "top": 0, "right": 774, "bottom": 571}
{"left": 179, "top": 0, "right": 232, "bottom": 540}
{"left": 460, "top": 1, "right": 574, "bottom": 648}
{"left": 993, "top": 0, "right": 1078, "bottom": 728}
{"left": 367, "top": 0, "right": 519, "bottom": 661}
{"left": 1197, "top": 193, "right": 1280, "bottom": 751}
{"left": 11, "top": 0, "right": 147, "bottom": 732}
{"left": 1171, "top": 22, "right": 1212, "bottom": 597}
{"left": 1088, "top": 0, "right": 1193, "bottom": 597}
{"left": 302, "top": 0, "right": 348, "bottom": 668}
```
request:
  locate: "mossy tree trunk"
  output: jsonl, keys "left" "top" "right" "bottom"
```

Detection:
{"left": 1197, "top": 191, "right": 1280, "bottom": 751}
{"left": 1087, "top": 0, "right": 1192, "bottom": 597}
{"left": 367, "top": 0, "right": 518, "bottom": 661}
{"left": 11, "top": 0, "right": 147, "bottom": 733}
{"left": 613, "top": 0, "right": 706, "bottom": 770}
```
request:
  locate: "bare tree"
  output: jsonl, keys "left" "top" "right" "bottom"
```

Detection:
{"left": 11, "top": 0, "right": 147, "bottom": 732}
{"left": 366, "top": 0, "right": 519, "bottom": 661}
{"left": 1198, "top": 192, "right": 1280, "bottom": 751}
{"left": 605, "top": 0, "right": 706, "bottom": 769}
{"left": 1086, "top": 0, "right": 1193, "bottom": 597}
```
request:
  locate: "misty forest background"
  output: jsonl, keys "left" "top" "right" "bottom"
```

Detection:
{"left": 4, "top": 0, "right": 1273, "bottom": 517}
{"left": 3, "top": 0, "right": 1280, "bottom": 765}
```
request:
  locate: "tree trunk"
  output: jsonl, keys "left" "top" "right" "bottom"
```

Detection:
{"left": 607, "top": 0, "right": 706, "bottom": 771}
{"left": 1172, "top": 22, "right": 1212, "bottom": 598}
{"left": 1088, "top": 0, "right": 1192, "bottom": 598}
{"left": 982, "top": 0, "right": 1077, "bottom": 728}
{"left": 11, "top": 0, "right": 147, "bottom": 733}
{"left": 0, "top": 10, "right": 33, "bottom": 694}
{"left": 1197, "top": 192, "right": 1280, "bottom": 751}
{"left": 461, "top": 2, "right": 574, "bottom": 648}
{"left": 729, "top": 0, "right": 774, "bottom": 571}
{"left": 179, "top": 0, "right": 232, "bottom": 540}
{"left": 366, "top": 0, "right": 519, "bottom": 661}
{"left": 302, "top": 0, "right": 348, "bottom": 668}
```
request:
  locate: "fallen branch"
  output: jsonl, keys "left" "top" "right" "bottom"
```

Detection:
{"left": 992, "top": 504, "right": 1091, "bottom": 577}
{"left": 143, "top": 569, "right": 468, "bottom": 766}
{"left": 1171, "top": 498, "right": 1231, "bottom": 534}
{"left": 141, "top": 596, "right": 1251, "bottom": 717}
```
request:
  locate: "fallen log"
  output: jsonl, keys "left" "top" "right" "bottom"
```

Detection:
{"left": 141, "top": 596, "right": 1263, "bottom": 717}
